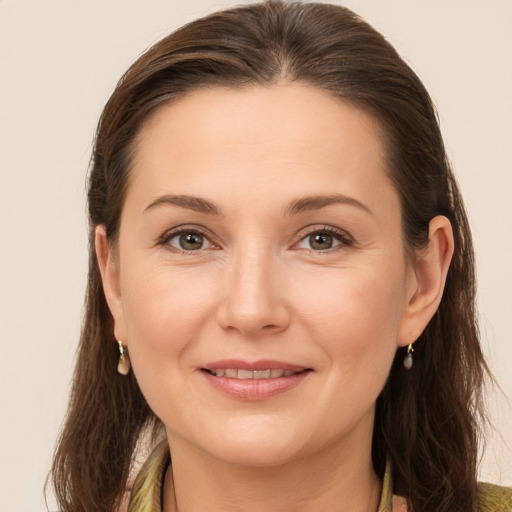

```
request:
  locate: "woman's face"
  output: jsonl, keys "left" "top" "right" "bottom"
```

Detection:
{"left": 101, "top": 83, "right": 420, "bottom": 467}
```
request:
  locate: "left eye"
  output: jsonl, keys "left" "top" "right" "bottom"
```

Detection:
{"left": 167, "top": 231, "right": 212, "bottom": 251}
{"left": 296, "top": 231, "right": 344, "bottom": 251}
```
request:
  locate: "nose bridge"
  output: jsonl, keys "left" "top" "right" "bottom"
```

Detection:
{"left": 217, "top": 239, "right": 289, "bottom": 336}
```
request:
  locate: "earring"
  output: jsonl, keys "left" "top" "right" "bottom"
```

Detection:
{"left": 117, "top": 340, "right": 131, "bottom": 375}
{"left": 403, "top": 343, "right": 414, "bottom": 370}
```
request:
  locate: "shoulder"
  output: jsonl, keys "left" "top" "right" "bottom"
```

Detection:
{"left": 478, "top": 482, "right": 512, "bottom": 512}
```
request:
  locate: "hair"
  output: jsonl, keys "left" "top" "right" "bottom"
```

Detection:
{"left": 49, "top": 2, "right": 489, "bottom": 511}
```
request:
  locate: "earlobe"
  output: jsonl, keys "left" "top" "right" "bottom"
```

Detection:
{"left": 398, "top": 215, "right": 454, "bottom": 347}
{"left": 95, "top": 225, "right": 127, "bottom": 343}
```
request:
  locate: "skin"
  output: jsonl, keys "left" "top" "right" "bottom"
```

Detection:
{"left": 96, "top": 83, "right": 453, "bottom": 512}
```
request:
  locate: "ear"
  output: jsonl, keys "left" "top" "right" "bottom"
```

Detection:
{"left": 95, "top": 225, "right": 128, "bottom": 343}
{"left": 397, "top": 215, "right": 454, "bottom": 347}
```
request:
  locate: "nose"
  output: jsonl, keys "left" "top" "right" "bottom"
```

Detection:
{"left": 216, "top": 248, "right": 290, "bottom": 338}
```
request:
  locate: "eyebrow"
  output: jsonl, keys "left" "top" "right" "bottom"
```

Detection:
{"left": 144, "top": 195, "right": 222, "bottom": 215}
{"left": 284, "top": 194, "right": 373, "bottom": 216}
{"left": 143, "top": 193, "right": 372, "bottom": 217}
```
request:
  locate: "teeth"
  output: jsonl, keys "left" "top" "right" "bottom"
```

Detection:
{"left": 254, "top": 370, "right": 271, "bottom": 379}
{"left": 208, "top": 368, "right": 300, "bottom": 379}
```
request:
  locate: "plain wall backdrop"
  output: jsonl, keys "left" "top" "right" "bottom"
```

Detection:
{"left": 1, "top": 0, "right": 511, "bottom": 510}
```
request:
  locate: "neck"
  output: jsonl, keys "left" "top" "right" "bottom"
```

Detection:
{"left": 163, "top": 431, "right": 381, "bottom": 512}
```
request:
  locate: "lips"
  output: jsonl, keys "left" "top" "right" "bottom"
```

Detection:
{"left": 204, "top": 368, "right": 301, "bottom": 379}
{"left": 200, "top": 359, "right": 312, "bottom": 400}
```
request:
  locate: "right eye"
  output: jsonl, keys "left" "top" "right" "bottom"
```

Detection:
{"left": 165, "top": 230, "right": 214, "bottom": 252}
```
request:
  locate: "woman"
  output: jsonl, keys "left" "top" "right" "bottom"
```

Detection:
{"left": 50, "top": 1, "right": 512, "bottom": 511}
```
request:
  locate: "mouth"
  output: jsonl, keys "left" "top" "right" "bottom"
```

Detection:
{"left": 202, "top": 368, "right": 310, "bottom": 379}
{"left": 200, "top": 360, "right": 312, "bottom": 400}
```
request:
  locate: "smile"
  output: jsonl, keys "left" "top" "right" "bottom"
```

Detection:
{"left": 200, "top": 361, "right": 312, "bottom": 400}
{"left": 204, "top": 368, "right": 302, "bottom": 379}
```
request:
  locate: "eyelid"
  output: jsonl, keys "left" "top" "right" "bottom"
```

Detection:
{"left": 293, "top": 225, "right": 354, "bottom": 251}
{"left": 156, "top": 223, "right": 354, "bottom": 252}
{"left": 158, "top": 225, "right": 220, "bottom": 252}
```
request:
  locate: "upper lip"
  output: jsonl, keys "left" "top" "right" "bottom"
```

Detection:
{"left": 202, "top": 359, "right": 309, "bottom": 372}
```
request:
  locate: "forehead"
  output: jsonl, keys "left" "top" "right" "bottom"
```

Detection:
{"left": 129, "top": 83, "right": 396, "bottom": 216}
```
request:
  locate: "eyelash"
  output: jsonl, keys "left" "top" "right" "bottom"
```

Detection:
{"left": 158, "top": 226, "right": 218, "bottom": 253}
{"left": 296, "top": 225, "right": 354, "bottom": 252}
{"left": 158, "top": 225, "right": 354, "bottom": 253}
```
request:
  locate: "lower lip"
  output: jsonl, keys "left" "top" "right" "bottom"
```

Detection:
{"left": 201, "top": 371, "right": 310, "bottom": 400}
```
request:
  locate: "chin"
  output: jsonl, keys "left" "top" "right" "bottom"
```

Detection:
{"left": 182, "top": 417, "right": 314, "bottom": 468}
{"left": 209, "top": 439, "right": 304, "bottom": 468}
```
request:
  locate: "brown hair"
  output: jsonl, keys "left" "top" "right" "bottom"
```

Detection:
{"left": 49, "top": 2, "right": 489, "bottom": 511}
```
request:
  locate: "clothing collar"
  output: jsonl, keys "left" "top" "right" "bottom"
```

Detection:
{"left": 128, "top": 441, "right": 394, "bottom": 512}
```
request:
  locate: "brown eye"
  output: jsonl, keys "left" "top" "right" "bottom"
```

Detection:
{"left": 309, "top": 233, "right": 334, "bottom": 250}
{"left": 168, "top": 231, "right": 209, "bottom": 251}
{"left": 180, "top": 233, "right": 204, "bottom": 250}
{"left": 296, "top": 228, "right": 347, "bottom": 251}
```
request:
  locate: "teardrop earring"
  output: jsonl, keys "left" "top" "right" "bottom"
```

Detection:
{"left": 117, "top": 340, "right": 131, "bottom": 375}
{"left": 403, "top": 343, "right": 414, "bottom": 370}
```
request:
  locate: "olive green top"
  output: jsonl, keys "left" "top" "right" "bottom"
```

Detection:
{"left": 128, "top": 441, "right": 512, "bottom": 512}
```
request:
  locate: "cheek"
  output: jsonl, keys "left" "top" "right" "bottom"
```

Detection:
{"left": 120, "top": 264, "right": 216, "bottom": 365}
{"left": 298, "top": 266, "right": 406, "bottom": 385}
{"left": 119, "top": 266, "right": 220, "bottom": 419}
{"left": 300, "top": 266, "right": 405, "bottom": 341}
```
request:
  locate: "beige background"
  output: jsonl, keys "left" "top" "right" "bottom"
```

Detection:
{"left": 0, "top": 0, "right": 511, "bottom": 510}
